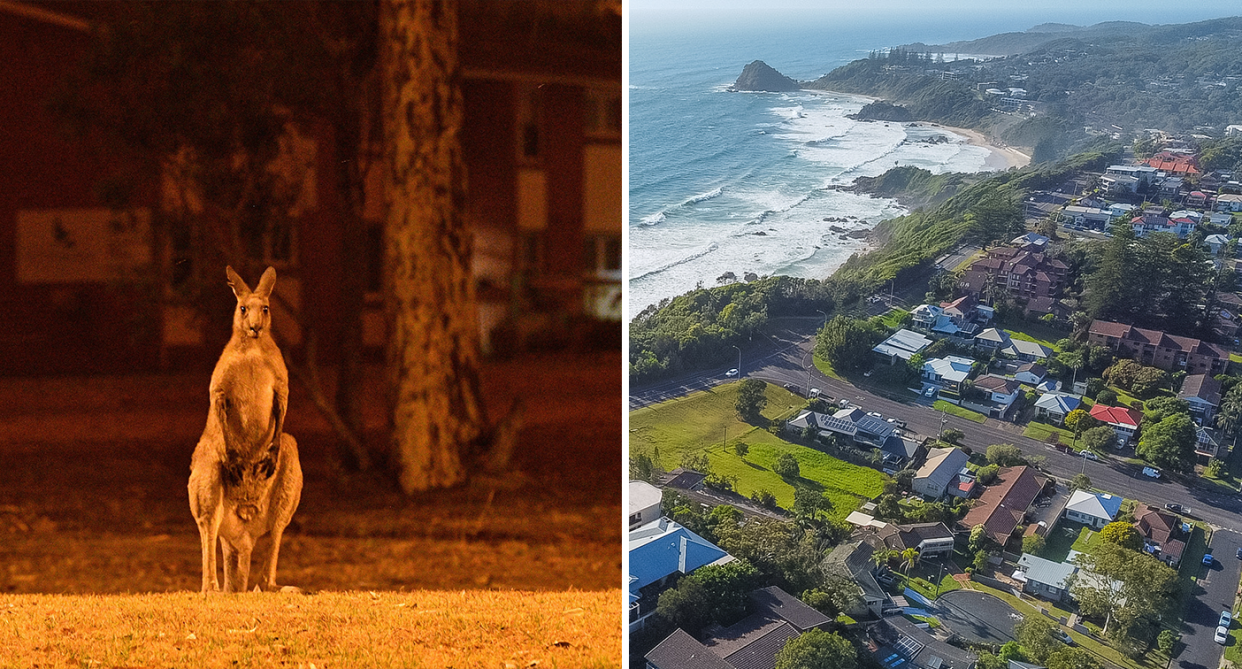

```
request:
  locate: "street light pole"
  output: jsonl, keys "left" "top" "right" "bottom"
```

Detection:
{"left": 731, "top": 345, "right": 741, "bottom": 376}
{"left": 816, "top": 309, "right": 827, "bottom": 329}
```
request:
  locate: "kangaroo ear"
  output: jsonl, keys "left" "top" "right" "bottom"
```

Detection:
{"left": 226, "top": 265, "right": 251, "bottom": 299}
{"left": 255, "top": 266, "right": 278, "bottom": 298}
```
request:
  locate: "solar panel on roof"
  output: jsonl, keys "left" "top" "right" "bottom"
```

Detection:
{"left": 927, "top": 656, "right": 943, "bottom": 669}
{"left": 894, "top": 635, "right": 924, "bottom": 658}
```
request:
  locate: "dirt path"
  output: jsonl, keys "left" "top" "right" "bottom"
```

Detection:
{"left": 0, "top": 352, "right": 621, "bottom": 594}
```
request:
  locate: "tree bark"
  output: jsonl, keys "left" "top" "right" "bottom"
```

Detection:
{"left": 381, "top": 0, "right": 484, "bottom": 492}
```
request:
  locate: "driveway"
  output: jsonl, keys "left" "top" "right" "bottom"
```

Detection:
{"left": 1177, "top": 529, "right": 1242, "bottom": 669}
{"left": 936, "top": 590, "right": 1021, "bottom": 644}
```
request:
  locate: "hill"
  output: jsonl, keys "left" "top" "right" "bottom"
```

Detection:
{"left": 732, "top": 59, "right": 801, "bottom": 92}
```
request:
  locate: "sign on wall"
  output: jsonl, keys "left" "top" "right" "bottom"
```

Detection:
{"left": 16, "top": 208, "right": 152, "bottom": 283}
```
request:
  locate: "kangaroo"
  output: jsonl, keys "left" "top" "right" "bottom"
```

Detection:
{"left": 188, "top": 265, "right": 302, "bottom": 593}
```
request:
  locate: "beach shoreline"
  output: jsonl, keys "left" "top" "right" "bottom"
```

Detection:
{"left": 807, "top": 88, "right": 1031, "bottom": 171}
{"left": 928, "top": 122, "right": 1031, "bottom": 171}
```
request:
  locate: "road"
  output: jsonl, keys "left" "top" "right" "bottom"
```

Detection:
{"left": 1178, "top": 530, "right": 1242, "bottom": 669}
{"left": 630, "top": 321, "right": 1242, "bottom": 533}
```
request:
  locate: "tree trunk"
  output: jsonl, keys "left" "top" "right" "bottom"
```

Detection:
{"left": 381, "top": 0, "right": 484, "bottom": 492}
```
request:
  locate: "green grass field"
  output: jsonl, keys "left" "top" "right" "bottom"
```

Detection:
{"left": 873, "top": 308, "right": 910, "bottom": 331}
{"left": 630, "top": 382, "right": 887, "bottom": 515}
{"left": 932, "top": 400, "right": 987, "bottom": 423}
{"left": 1023, "top": 421, "right": 1075, "bottom": 447}
{"left": 812, "top": 355, "right": 845, "bottom": 381}
{"left": 1004, "top": 324, "right": 1066, "bottom": 352}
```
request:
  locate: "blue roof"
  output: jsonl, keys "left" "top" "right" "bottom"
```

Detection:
{"left": 629, "top": 519, "right": 732, "bottom": 595}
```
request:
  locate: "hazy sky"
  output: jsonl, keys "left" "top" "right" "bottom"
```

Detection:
{"left": 630, "top": 0, "right": 1242, "bottom": 31}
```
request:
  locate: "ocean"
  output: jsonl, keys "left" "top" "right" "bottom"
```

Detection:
{"left": 627, "top": 16, "right": 1042, "bottom": 318}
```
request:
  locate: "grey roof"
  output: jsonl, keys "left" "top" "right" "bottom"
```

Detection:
{"left": 750, "top": 586, "right": 831, "bottom": 632}
{"left": 1179, "top": 374, "right": 1222, "bottom": 406}
{"left": 1034, "top": 393, "right": 1080, "bottom": 414}
{"left": 882, "top": 435, "right": 922, "bottom": 460}
{"left": 630, "top": 480, "right": 662, "bottom": 516}
{"left": 646, "top": 629, "right": 735, "bottom": 669}
{"left": 824, "top": 541, "right": 887, "bottom": 603}
{"left": 1016, "top": 554, "right": 1076, "bottom": 590}
{"left": 874, "top": 328, "right": 933, "bottom": 361}
{"left": 721, "top": 623, "right": 799, "bottom": 669}
{"left": 881, "top": 616, "right": 978, "bottom": 669}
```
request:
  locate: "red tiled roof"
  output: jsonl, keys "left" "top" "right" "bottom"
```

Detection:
{"left": 958, "top": 466, "right": 1049, "bottom": 545}
{"left": 1089, "top": 404, "right": 1143, "bottom": 428}
{"left": 1133, "top": 503, "right": 1178, "bottom": 545}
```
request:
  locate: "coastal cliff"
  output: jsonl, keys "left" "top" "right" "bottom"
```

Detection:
{"left": 731, "top": 60, "right": 801, "bottom": 92}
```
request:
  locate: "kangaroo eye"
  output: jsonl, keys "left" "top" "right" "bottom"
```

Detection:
{"left": 263, "top": 306, "right": 269, "bottom": 315}
{"left": 240, "top": 306, "right": 247, "bottom": 315}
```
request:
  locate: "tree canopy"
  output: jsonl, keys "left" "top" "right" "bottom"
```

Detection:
{"left": 736, "top": 379, "right": 769, "bottom": 422}
{"left": 815, "top": 316, "right": 881, "bottom": 375}
{"left": 774, "top": 629, "right": 858, "bottom": 669}
{"left": 1136, "top": 413, "right": 1197, "bottom": 472}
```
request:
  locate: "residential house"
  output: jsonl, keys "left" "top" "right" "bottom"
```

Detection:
{"left": 786, "top": 407, "right": 898, "bottom": 449}
{"left": 922, "top": 356, "right": 975, "bottom": 393}
{"left": 1105, "top": 164, "right": 1158, "bottom": 188}
{"left": 629, "top": 518, "right": 734, "bottom": 632}
{"left": 1013, "top": 554, "right": 1076, "bottom": 602}
{"left": 823, "top": 541, "right": 888, "bottom": 618}
{"left": 1145, "top": 150, "right": 1200, "bottom": 175}
{"left": 662, "top": 467, "right": 707, "bottom": 492}
{"left": 958, "top": 466, "right": 1050, "bottom": 546}
{"left": 1178, "top": 373, "right": 1222, "bottom": 424}
{"left": 1012, "top": 232, "right": 1050, "bottom": 248}
{"left": 1216, "top": 193, "right": 1242, "bottom": 212}
{"left": 1014, "top": 363, "right": 1047, "bottom": 386}
{"left": 645, "top": 587, "right": 833, "bottom": 669}
{"left": 871, "top": 617, "right": 979, "bottom": 669}
{"left": 961, "top": 246, "right": 1069, "bottom": 304}
{"left": 1132, "top": 503, "right": 1186, "bottom": 567}
{"left": 913, "top": 447, "right": 970, "bottom": 499}
{"left": 975, "top": 328, "right": 1008, "bottom": 352}
{"left": 857, "top": 522, "right": 956, "bottom": 559}
{"left": 1102, "top": 173, "right": 1140, "bottom": 194}
{"left": 1034, "top": 393, "right": 1081, "bottom": 425}
{"left": 1196, "top": 425, "right": 1221, "bottom": 460}
{"left": 1023, "top": 296, "right": 1070, "bottom": 320}
{"left": 1088, "top": 404, "right": 1143, "bottom": 447}
{"left": 1131, "top": 214, "right": 1196, "bottom": 239}
{"left": 1061, "top": 205, "right": 1111, "bottom": 229}
{"left": 1206, "top": 234, "right": 1231, "bottom": 255}
{"left": 972, "top": 374, "right": 1022, "bottom": 418}
{"left": 630, "top": 480, "right": 662, "bottom": 530}
{"left": 1186, "top": 191, "right": 1209, "bottom": 208}
{"left": 1002, "top": 337, "right": 1051, "bottom": 362}
{"left": 879, "top": 434, "right": 925, "bottom": 471}
{"left": 1063, "top": 490, "right": 1122, "bottom": 529}
{"left": 873, "top": 328, "right": 933, "bottom": 365}
{"left": 1087, "top": 320, "right": 1230, "bottom": 375}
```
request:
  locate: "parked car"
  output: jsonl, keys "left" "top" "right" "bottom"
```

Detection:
{"left": 1081, "top": 450, "right": 1098, "bottom": 461}
{"left": 1054, "top": 629, "right": 1075, "bottom": 646}
{"left": 924, "top": 386, "right": 936, "bottom": 398}
{"left": 838, "top": 398, "right": 851, "bottom": 408}
{"left": 809, "top": 388, "right": 821, "bottom": 399}
{"left": 1236, "top": 547, "right": 1242, "bottom": 560}
{"left": 1221, "top": 611, "right": 1232, "bottom": 629}
{"left": 1142, "top": 466, "right": 1161, "bottom": 479}
{"left": 1217, "top": 625, "right": 1230, "bottom": 644}
{"left": 867, "top": 412, "right": 883, "bottom": 418}
{"left": 1204, "top": 553, "right": 1215, "bottom": 566}
{"left": 725, "top": 368, "right": 739, "bottom": 377}
{"left": 1164, "top": 503, "right": 1182, "bottom": 513}
{"left": 782, "top": 383, "right": 799, "bottom": 394}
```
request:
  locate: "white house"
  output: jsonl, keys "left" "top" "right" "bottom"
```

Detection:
{"left": 873, "top": 328, "right": 933, "bottom": 365}
{"left": 972, "top": 374, "right": 1021, "bottom": 417}
{"left": 922, "top": 356, "right": 974, "bottom": 392}
{"left": 913, "top": 447, "right": 969, "bottom": 499}
{"left": 1002, "top": 338, "right": 1051, "bottom": 362}
{"left": 1013, "top": 554, "right": 1076, "bottom": 602}
{"left": 1206, "top": 234, "right": 1231, "bottom": 256}
{"left": 1216, "top": 193, "right": 1242, "bottom": 212}
{"left": 1064, "top": 490, "right": 1123, "bottom": 529}
{"left": 629, "top": 480, "right": 662, "bottom": 530}
{"left": 1034, "top": 392, "right": 1081, "bottom": 425}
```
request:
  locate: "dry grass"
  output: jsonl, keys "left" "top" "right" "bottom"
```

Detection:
{"left": 0, "top": 589, "right": 620, "bottom": 668}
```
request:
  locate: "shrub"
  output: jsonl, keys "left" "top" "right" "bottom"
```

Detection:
{"left": 1096, "top": 388, "right": 1118, "bottom": 406}
{"left": 773, "top": 453, "right": 800, "bottom": 479}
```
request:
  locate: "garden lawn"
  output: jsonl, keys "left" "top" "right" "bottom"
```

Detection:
{"left": 932, "top": 400, "right": 987, "bottom": 423}
{"left": 1070, "top": 526, "right": 1100, "bottom": 553}
{"left": 812, "top": 355, "right": 845, "bottom": 381}
{"left": 1023, "top": 421, "right": 1074, "bottom": 448}
{"left": 1037, "top": 522, "right": 1088, "bottom": 564}
{"left": 1004, "top": 325, "right": 1063, "bottom": 352}
{"left": 629, "top": 382, "right": 887, "bottom": 516}
{"left": 873, "top": 308, "right": 910, "bottom": 331}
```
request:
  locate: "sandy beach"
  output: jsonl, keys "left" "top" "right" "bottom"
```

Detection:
{"left": 930, "top": 122, "right": 1031, "bottom": 171}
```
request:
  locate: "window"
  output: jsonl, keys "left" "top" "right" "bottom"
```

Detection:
{"left": 517, "top": 84, "right": 542, "bottom": 164}
{"left": 584, "top": 87, "right": 621, "bottom": 138}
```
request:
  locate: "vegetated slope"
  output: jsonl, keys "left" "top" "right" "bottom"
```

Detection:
{"left": 826, "top": 150, "right": 1117, "bottom": 303}
{"left": 628, "top": 149, "right": 1119, "bottom": 383}
{"left": 844, "top": 165, "right": 975, "bottom": 209}
{"left": 899, "top": 20, "right": 1148, "bottom": 56}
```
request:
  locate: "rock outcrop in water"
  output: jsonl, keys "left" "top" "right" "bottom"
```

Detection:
{"left": 731, "top": 60, "right": 801, "bottom": 92}
{"left": 848, "top": 100, "right": 913, "bottom": 122}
